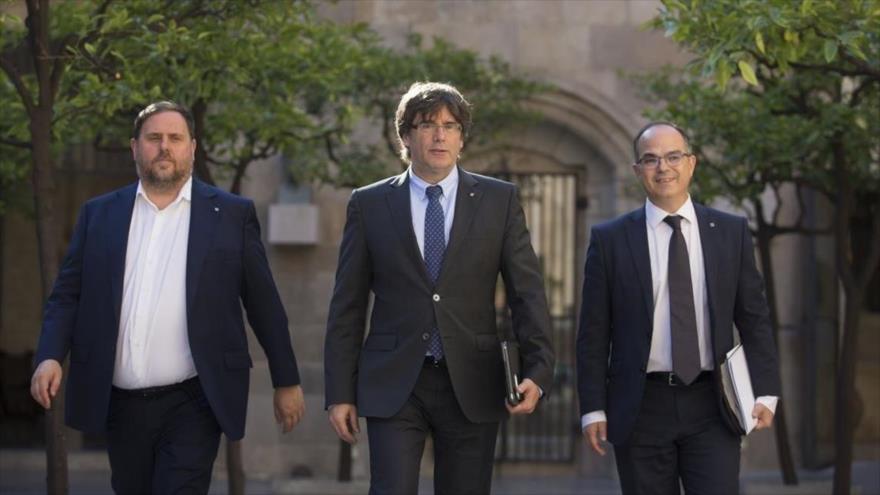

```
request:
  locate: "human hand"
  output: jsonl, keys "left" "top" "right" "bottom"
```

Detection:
{"left": 506, "top": 378, "right": 541, "bottom": 415}
{"left": 328, "top": 403, "right": 360, "bottom": 444}
{"left": 274, "top": 385, "right": 305, "bottom": 433}
{"left": 583, "top": 421, "right": 608, "bottom": 456}
{"left": 752, "top": 403, "right": 774, "bottom": 430}
{"left": 30, "top": 359, "right": 63, "bottom": 409}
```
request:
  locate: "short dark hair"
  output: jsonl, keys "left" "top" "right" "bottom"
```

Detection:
{"left": 132, "top": 101, "right": 195, "bottom": 139}
{"left": 395, "top": 82, "right": 472, "bottom": 162}
{"left": 632, "top": 121, "right": 691, "bottom": 162}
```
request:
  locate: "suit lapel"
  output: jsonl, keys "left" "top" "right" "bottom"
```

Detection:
{"left": 438, "top": 169, "right": 481, "bottom": 283}
{"left": 695, "top": 203, "right": 721, "bottom": 359}
{"left": 386, "top": 172, "right": 433, "bottom": 287}
{"left": 185, "top": 180, "right": 220, "bottom": 312}
{"left": 625, "top": 207, "right": 654, "bottom": 335}
{"left": 107, "top": 184, "right": 138, "bottom": 329}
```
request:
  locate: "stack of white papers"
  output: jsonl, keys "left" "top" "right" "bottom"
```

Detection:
{"left": 720, "top": 344, "right": 756, "bottom": 434}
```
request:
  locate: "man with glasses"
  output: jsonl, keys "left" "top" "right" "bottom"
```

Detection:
{"left": 576, "top": 121, "right": 781, "bottom": 494}
{"left": 324, "top": 81, "right": 555, "bottom": 494}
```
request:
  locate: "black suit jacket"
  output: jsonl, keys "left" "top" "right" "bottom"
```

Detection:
{"left": 34, "top": 179, "right": 299, "bottom": 441}
{"left": 576, "top": 203, "right": 781, "bottom": 444}
{"left": 324, "top": 169, "right": 555, "bottom": 423}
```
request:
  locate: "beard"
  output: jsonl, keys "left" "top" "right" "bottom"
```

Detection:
{"left": 136, "top": 153, "right": 192, "bottom": 192}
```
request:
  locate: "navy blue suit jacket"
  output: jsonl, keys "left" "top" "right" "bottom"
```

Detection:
{"left": 35, "top": 179, "right": 299, "bottom": 441}
{"left": 576, "top": 203, "right": 781, "bottom": 445}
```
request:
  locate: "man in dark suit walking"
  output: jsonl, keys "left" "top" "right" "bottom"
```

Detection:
{"left": 576, "top": 122, "right": 781, "bottom": 494}
{"left": 30, "top": 101, "right": 304, "bottom": 494}
{"left": 324, "top": 82, "right": 555, "bottom": 494}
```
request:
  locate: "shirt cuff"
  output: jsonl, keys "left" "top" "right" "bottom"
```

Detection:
{"left": 756, "top": 396, "right": 778, "bottom": 414}
{"left": 581, "top": 410, "right": 607, "bottom": 431}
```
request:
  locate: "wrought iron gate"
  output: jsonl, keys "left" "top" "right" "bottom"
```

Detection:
{"left": 493, "top": 172, "right": 578, "bottom": 462}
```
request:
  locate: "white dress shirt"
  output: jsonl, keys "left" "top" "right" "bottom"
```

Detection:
{"left": 113, "top": 177, "right": 197, "bottom": 389}
{"left": 582, "top": 196, "right": 777, "bottom": 429}
{"left": 408, "top": 166, "right": 458, "bottom": 256}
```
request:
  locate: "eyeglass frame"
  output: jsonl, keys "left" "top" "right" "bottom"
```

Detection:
{"left": 411, "top": 122, "right": 463, "bottom": 134}
{"left": 635, "top": 151, "right": 693, "bottom": 168}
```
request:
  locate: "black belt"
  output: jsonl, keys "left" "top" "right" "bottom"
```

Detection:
{"left": 646, "top": 370, "right": 711, "bottom": 386}
{"left": 424, "top": 356, "right": 446, "bottom": 367}
{"left": 112, "top": 376, "right": 200, "bottom": 398}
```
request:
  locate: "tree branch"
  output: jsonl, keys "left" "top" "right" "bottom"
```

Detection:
{"left": 0, "top": 55, "right": 35, "bottom": 116}
{"left": 0, "top": 136, "right": 32, "bottom": 149}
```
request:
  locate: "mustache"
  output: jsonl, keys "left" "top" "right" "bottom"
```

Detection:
{"left": 152, "top": 152, "right": 175, "bottom": 165}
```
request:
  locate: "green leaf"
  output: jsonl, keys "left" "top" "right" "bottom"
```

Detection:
{"left": 714, "top": 58, "right": 732, "bottom": 90}
{"left": 755, "top": 32, "right": 765, "bottom": 54}
{"left": 823, "top": 40, "right": 838, "bottom": 62}
{"left": 737, "top": 60, "right": 758, "bottom": 86}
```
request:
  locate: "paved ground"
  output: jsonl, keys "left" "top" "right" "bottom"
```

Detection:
{"left": 1, "top": 451, "right": 877, "bottom": 494}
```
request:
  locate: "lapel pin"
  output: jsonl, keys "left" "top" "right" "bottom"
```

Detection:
{"left": 469, "top": 192, "right": 475, "bottom": 197}
{"left": 214, "top": 207, "right": 220, "bottom": 212}
{"left": 709, "top": 222, "right": 715, "bottom": 228}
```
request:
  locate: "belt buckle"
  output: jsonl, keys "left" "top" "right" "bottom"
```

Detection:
{"left": 668, "top": 373, "right": 677, "bottom": 386}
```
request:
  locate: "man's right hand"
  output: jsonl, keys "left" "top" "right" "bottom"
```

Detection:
{"left": 583, "top": 420, "right": 608, "bottom": 456}
{"left": 30, "top": 359, "right": 63, "bottom": 410}
{"left": 328, "top": 403, "right": 360, "bottom": 444}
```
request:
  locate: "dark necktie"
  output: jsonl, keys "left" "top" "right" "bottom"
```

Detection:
{"left": 425, "top": 185, "right": 446, "bottom": 359}
{"left": 664, "top": 215, "right": 701, "bottom": 385}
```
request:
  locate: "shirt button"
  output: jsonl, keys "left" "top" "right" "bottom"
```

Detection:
{"left": 422, "top": 333, "right": 430, "bottom": 341}
{"left": 432, "top": 294, "right": 440, "bottom": 302}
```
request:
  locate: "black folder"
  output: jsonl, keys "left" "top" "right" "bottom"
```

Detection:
{"left": 500, "top": 340, "right": 522, "bottom": 406}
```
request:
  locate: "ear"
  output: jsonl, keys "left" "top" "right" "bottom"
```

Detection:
{"left": 130, "top": 138, "right": 137, "bottom": 159}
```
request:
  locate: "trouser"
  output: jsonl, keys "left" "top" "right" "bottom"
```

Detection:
{"left": 106, "top": 376, "right": 222, "bottom": 495}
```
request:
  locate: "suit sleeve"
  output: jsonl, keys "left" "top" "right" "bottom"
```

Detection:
{"left": 240, "top": 201, "right": 300, "bottom": 388}
{"left": 324, "top": 190, "right": 372, "bottom": 408}
{"left": 733, "top": 217, "right": 781, "bottom": 397}
{"left": 499, "top": 186, "right": 556, "bottom": 393}
{"left": 576, "top": 226, "right": 612, "bottom": 416}
{"left": 34, "top": 204, "right": 89, "bottom": 366}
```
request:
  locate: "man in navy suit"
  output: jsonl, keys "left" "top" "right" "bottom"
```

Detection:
{"left": 577, "top": 122, "right": 781, "bottom": 494}
{"left": 30, "top": 101, "right": 304, "bottom": 493}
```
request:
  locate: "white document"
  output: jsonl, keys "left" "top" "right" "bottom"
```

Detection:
{"left": 722, "top": 344, "right": 757, "bottom": 434}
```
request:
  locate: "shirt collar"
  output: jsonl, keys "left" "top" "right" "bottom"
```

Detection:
{"left": 408, "top": 166, "right": 459, "bottom": 199}
{"left": 645, "top": 195, "right": 696, "bottom": 229}
{"left": 136, "top": 175, "right": 193, "bottom": 209}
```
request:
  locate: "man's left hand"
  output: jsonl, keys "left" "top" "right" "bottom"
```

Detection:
{"left": 274, "top": 385, "right": 305, "bottom": 433}
{"left": 506, "top": 378, "right": 541, "bottom": 415}
{"left": 752, "top": 403, "right": 774, "bottom": 430}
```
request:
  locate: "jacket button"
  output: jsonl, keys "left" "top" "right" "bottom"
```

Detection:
{"left": 432, "top": 294, "right": 440, "bottom": 302}
{"left": 422, "top": 332, "right": 430, "bottom": 341}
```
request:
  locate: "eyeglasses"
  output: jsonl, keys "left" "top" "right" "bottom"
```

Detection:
{"left": 412, "top": 122, "right": 463, "bottom": 134}
{"left": 637, "top": 151, "right": 692, "bottom": 168}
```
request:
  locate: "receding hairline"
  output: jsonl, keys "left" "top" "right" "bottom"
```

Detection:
{"left": 632, "top": 121, "right": 691, "bottom": 161}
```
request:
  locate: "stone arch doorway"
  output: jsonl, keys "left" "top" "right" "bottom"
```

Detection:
{"left": 462, "top": 89, "right": 635, "bottom": 462}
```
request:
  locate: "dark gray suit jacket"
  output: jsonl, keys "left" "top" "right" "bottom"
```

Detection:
{"left": 324, "top": 168, "right": 555, "bottom": 423}
{"left": 576, "top": 203, "right": 781, "bottom": 444}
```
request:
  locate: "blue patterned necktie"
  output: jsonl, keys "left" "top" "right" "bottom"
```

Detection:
{"left": 424, "top": 185, "right": 446, "bottom": 359}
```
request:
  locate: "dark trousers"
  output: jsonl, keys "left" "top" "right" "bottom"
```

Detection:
{"left": 613, "top": 374, "right": 741, "bottom": 495}
{"left": 366, "top": 359, "right": 499, "bottom": 495}
{"left": 106, "top": 377, "right": 222, "bottom": 495}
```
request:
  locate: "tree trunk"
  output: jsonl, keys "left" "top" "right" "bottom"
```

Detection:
{"left": 832, "top": 291, "right": 864, "bottom": 495}
{"left": 226, "top": 440, "right": 245, "bottom": 495}
{"left": 754, "top": 217, "right": 798, "bottom": 485}
{"left": 27, "top": 0, "right": 68, "bottom": 492}
{"left": 191, "top": 98, "right": 215, "bottom": 186}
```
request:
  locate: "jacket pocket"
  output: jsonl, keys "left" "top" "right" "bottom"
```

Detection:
{"left": 224, "top": 351, "right": 253, "bottom": 369}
